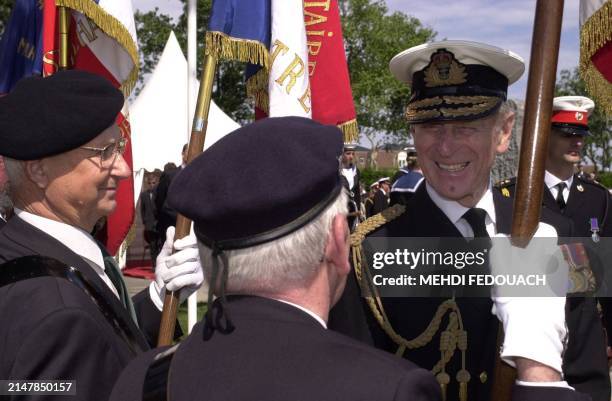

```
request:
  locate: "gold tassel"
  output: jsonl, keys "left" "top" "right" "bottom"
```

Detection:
{"left": 338, "top": 119, "right": 359, "bottom": 143}
{"left": 579, "top": 0, "right": 612, "bottom": 115}
{"left": 436, "top": 372, "right": 450, "bottom": 401}
{"left": 459, "top": 381, "right": 468, "bottom": 401}
{"left": 55, "top": 0, "right": 139, "bottom": 97}
{"left": 205, "top": 31, "right": 270, "bottom": 69}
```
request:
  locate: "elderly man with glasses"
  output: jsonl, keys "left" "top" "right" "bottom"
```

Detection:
{"left": 0, "top": 71, "right": 203, "bottom": 401}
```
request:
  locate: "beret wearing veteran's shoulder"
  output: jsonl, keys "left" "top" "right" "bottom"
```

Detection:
{"left": 167, "top": 116, "right": 352, "bottom": 334}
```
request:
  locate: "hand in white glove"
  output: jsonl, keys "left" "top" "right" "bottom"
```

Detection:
{"left": 149, "top": 226, "right": 204, "bottom": 311}
{"left": 490, "top": 223, "right": 568, "bottom": 376}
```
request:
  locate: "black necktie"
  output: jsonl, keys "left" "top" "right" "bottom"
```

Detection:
{"left": 462, "top": 208, "right": 490, "bottom": 239}
{"left": 555, "top": 182, "right": 567, "bottom": 211}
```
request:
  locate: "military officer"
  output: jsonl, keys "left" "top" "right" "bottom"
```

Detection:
{"left": 109, "top": 117, "right": 442, "bottom": 401}
{"left": 330, "top": 40, "right": 588, "bottom": 401}
{"left": 372, "top": 177, "right": 391, "bottom": 214}
{"left": 0, "top": 71, "right": 203, "bottom": 401}
{"left": 498, "top": 95, "right": 611, "bottom": 401}
{"left": 341, "top": 143, "right": 362, "bottom": 231}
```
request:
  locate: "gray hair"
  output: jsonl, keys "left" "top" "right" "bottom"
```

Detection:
{"left": 3, "top": 157, "right": 25, "bottom": 188}
{"left": 198, "top": 190, "right": 348, "bottom": 295}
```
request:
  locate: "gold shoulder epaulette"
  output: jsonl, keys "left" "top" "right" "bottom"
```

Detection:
{"left": 494, "top": 178, "right": 512, "bottom": 189}
{"left": 350, "top": 204, "right": 406, "bottom": 246}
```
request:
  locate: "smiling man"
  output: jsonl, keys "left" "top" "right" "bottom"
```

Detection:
{"left": 0, "top": 71, "right": 203, "bottom": 401}
{"left": 330, "top": 41, "right": 588, "bottom": 401}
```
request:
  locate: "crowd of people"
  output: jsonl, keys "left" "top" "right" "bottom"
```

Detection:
{"left": 0, "top": 38, "right": 610, "bottom": 401}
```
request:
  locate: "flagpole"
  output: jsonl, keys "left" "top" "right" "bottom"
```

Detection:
{"left": 491, "top": 1, "right": 564, "bottom": 400}
{"left": 186, "top": 0, "right": 198, "bottom": 334}
{"left": 157, "top": 52, "right": 218, "bottom": 346}
{"left": 58, "top": 7, "right": 70, "bottom": 70}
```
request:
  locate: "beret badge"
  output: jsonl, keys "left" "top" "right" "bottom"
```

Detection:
{"left": 424, "top": 49, "right": 468, "bottom": 88}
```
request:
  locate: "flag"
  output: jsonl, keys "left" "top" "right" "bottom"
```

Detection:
{"left": 304, "top": 0, "right": 358, "bottom": 142}
{"left": 205, "top": 0, "right": 271, "bottom": 117}
{"left": 206, "top": 0, "right": 357, "bottom": 140}
{"left": 0, "top": 0, "right": 44, "bottom": 94}
{"left": 43, "top": 0, "right": 139, "bottom": 258}
{"left": 580, "top": 0, "right": 612, "bottom": 115}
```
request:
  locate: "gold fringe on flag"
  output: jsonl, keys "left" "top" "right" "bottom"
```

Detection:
{"left": 55, "top": 0, "right": 139, "bottom": 97}
{"left": 338, "top": 119, "right": 359, "bottom": 143}
{"left": 205, "top": 31, "right": 270, "bottom": 69}
{"left": 579, "top": 0, "right": 612, "bottom": 115}
{"left": 246, "top": 68, "right": 270, "bottom": 112}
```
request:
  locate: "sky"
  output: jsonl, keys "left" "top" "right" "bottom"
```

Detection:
{"left": 132, "top": 0, "right": 582, "bottom": 101}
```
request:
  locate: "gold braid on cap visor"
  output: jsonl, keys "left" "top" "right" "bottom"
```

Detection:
{"left": 405, "top": 95, "right": 500, "bottom": 122}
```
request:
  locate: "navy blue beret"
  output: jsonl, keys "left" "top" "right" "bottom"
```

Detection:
{"left": 0, "top": 70, "right": 124, "bottom": 160}
{"left": 168, "top": 116, "right": 344, "bottom": 250}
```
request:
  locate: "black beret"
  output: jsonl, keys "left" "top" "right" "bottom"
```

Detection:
{"left": 168, "top": 116, "right": 344, "bottom": 250}
{"left": 0, "top": 70, "right": 124, "bottom": 160}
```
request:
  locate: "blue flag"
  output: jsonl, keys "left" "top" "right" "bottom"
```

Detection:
{"left": 207, "top": 0, "right": 271, "bottom": 74}
{"left": 0, "top": 0, "right": 44, "bottom": 94}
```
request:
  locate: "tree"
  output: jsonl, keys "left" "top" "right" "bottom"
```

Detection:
{"left": 556, "top": 67, "right": 612, "bottom": 172}
{"left": 339, "top": 0, "right": 435, "bottom": 160}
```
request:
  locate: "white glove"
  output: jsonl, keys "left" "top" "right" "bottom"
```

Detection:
{"left": 490, "top": 223, "right": 568, "bottom": 374}
{"left": 149, "top": 226, "right": 204, "bottom": 311}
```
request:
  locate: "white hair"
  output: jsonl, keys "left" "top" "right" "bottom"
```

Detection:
{"left": 198, "top": 190, "right": 348, "bottom": 295}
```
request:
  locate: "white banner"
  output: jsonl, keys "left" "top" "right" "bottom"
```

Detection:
{"left": 268, "top": 0, "right": 312, "bottom": 118}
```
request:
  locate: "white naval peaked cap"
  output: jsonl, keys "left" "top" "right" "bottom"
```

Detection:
{"left": 389, "top": 40, "right": 525, "bottom": 85}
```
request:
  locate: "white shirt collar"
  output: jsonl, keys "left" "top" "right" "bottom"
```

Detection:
{"left": 426, "top": 182, "right": 496, "bottom": 237}
{"left": 14, "top": 208, "right": 106, "bottom": 271}
{"left": 544, "top": 170, "right": 573, "bottom": 191}
{"left": 274, "top": 298, "right": 327, "bottom": 329}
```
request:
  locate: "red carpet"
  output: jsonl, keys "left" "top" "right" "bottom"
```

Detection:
{"left": 123, "top": 260, "right": 155, "bottom": 280}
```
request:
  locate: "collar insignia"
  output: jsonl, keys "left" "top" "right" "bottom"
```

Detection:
{"left": 423, "top": 49, "right": 468, "bottom": 88}
{"left": 577, "top": 184, "right": 584, "bottom": 192}
{"left": 501, "top": 188, "right": 510, "bottom": 197}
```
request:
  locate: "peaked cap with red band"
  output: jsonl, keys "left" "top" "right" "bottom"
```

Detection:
{"left": 551, "top": 96, "right": 595, "bottom": 135}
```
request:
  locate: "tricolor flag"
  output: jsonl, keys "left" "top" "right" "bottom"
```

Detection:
{"left": 43, "top": 0, "right": 139, "bottom": 259}
{"left": 0, "top": 0, "right": 43, "bottom": 94}
{"left": 579, "top": 0, "right": 612, "bottom": 115}
{"left": 206, "top": 0, "right": 358, "bottom": 141}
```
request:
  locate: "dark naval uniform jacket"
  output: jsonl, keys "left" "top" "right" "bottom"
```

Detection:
{"left": 500, "top": 174, "right": 612, "bottom": 401}
{"left": 341, "top": 166, "right": 361, "bottom": 229}
{"left": 110, "top": 295, "right": 441, "bottom": 401}
{"left": 0, "top": 217, "right": 162, "bottom": 401}
{"left": 329, "top": 184, "right": 587, "bottom": 401}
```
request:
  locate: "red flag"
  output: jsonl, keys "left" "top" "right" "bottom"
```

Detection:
{"left": 304, "top": 0, "right": 358, "bottom": 142}
{"left": 580, "top": 0, "right": 612, "bottom": 115}
{"left": 42, "top": 0, "right": 138, "bottom": 257}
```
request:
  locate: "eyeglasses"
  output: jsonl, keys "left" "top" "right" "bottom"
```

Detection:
{"left": 81, "top": 137, "right": 128, "bottom": 164}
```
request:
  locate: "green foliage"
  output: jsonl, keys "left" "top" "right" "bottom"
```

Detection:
{"left": 556, "top": 68, "right": 612, "bottom": 172}
{"left": 597, "top": 172, "right": 612, "bottom": 189}
{"left": 0, "top": 0, "right": 12, "bottom": 37}
{"left": 134, "top": 8, "right": 175, "bottom": 92}
{"left": 339, "top": 0, "right": 435, "bottom": 144}
{"left": 360, "top": 167, "right": 397, "bottom": 187}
